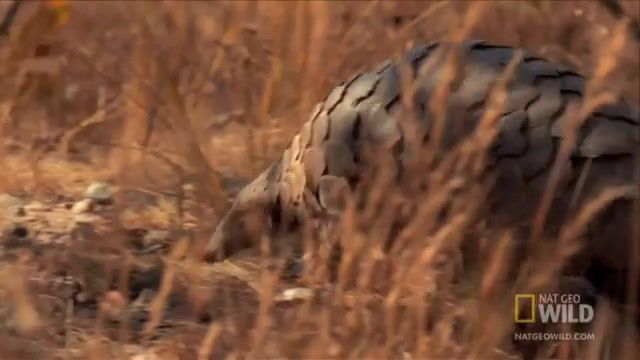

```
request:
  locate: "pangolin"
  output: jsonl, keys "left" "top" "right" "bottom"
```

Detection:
{"left": 204, "top": 40, "right": 639, "bottom": 298}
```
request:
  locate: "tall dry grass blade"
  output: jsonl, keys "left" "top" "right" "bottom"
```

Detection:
{"left": 247, "top": 266, "right": 280, "bottom": 359}
{"left": 301, "top": 0, "right": 328, "bottom": 112}
{"left": 394, "top": 1, "right": 452, "bottom": 43}
{"left": 0, "top": 0, "right": 23, "bottom": 37}
{"left": 0, "top": 101, "right": 10, "bottom": 165}
{"left": 110, "top": 30, "right": 154, "bottom": 176}
{"left": 480, "top": 231, "right": 515, "bottom": 300}
{"left": 427, "top": 2, "right": 486, "bottom": 154}
{"left": 58, "top": 87, "right": 115, "bottom": 155}
{"left": 625, "top": 119, "right": 640, "bottom": 358}
{"left": 116, "top": 250, "right": 134, "bottom": 344}
{"left": 598, "top": 0, "right": 640, "bottom": 42}
{"left": 532, "top": 19, "right": 629, "bottom": 240}
{"left": 528, "top": 186, "right": 636, "bottom": 291}
{"left": 142, "top": 236, "right": 189, "bottom": 342}
{"left": 569, "top": 158, "right": 593, "bottom": 210}
{"left": 198, "top": 322, "right": 223, "bottom": 360}
{"left": 475, "top": 50, "right": 524, "bottom": 151}
{"left": 0, "top": 264, "right": 42, "bottom": 335}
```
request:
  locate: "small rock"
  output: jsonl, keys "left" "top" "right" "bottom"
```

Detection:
{"left": 182, "top": 183, "right": 195, "bottom": 193}
{"left": 130, "top": 351, "right": 160, "bottom": 360}
{"left": 71, "top": 199, "right": 94, "bottom": 214}
{"left": 84, "top": 182, "right": 113, "bottom": 205}
{"left": 143, "top": 230, "right": 169, "bottom": 247}
{"left": 75, "top": 291, "right": 90, "bottom": 303}
{"left": 23, "top": 202, "right": 47, "bottom": 212}
{"left": 274, "top": 287, "right": 314, "bottom": 302}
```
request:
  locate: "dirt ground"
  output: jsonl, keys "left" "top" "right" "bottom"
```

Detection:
{"left": 0, "top": 1, "right": 639, "bottom": 359}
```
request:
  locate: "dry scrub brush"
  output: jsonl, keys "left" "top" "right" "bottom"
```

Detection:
{"left": 0, "top": 1, "right": 638, "bottom": 360}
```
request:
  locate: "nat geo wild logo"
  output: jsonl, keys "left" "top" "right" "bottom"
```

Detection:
{"left": 514, "top": 293, "right": 594, "bottom": 324}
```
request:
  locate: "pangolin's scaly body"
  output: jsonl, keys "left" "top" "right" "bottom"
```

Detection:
{"left": 205, "top": 40, "right": 639, "bottom": 298}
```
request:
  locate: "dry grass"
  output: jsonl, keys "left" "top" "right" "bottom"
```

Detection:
{"left": 0, "top": 1, "right": 639, "bottom": 359}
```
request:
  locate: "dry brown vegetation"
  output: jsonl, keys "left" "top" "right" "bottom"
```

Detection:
{"left": 0, "top": 1, "right": 639, "bottom": 359}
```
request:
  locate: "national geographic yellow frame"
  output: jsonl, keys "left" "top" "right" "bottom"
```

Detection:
{"left": 514, "top": 294, "right": 536, "bottom": 323}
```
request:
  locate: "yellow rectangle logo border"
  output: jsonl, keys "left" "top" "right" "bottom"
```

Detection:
{"left": 514, "top": 294, "right": 536, "bottom": 323}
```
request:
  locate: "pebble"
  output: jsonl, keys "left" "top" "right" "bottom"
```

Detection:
{"left": 71, "top": 199, "right": 94, "bottom": 214}
{"left": 143, "top": 230, "right": 169, "bottom": 247}
{"left": 182, "top": 183, "right": 195, "bottom": 193}
{"left": 274, "top": 287, "right": 314, "bottom": 302}
{"left": 23, "top": 202, "right": 47, "bottom": 212}
{"left": 84, "top": 182, "right": 113, "bottom": 205}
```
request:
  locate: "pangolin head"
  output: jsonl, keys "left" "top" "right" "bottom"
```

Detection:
{"left": 204, "top": 134, "right": 352, "bottom": 262}
{"left": 203, "top": 162, "right": 292, "bottom": 262}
